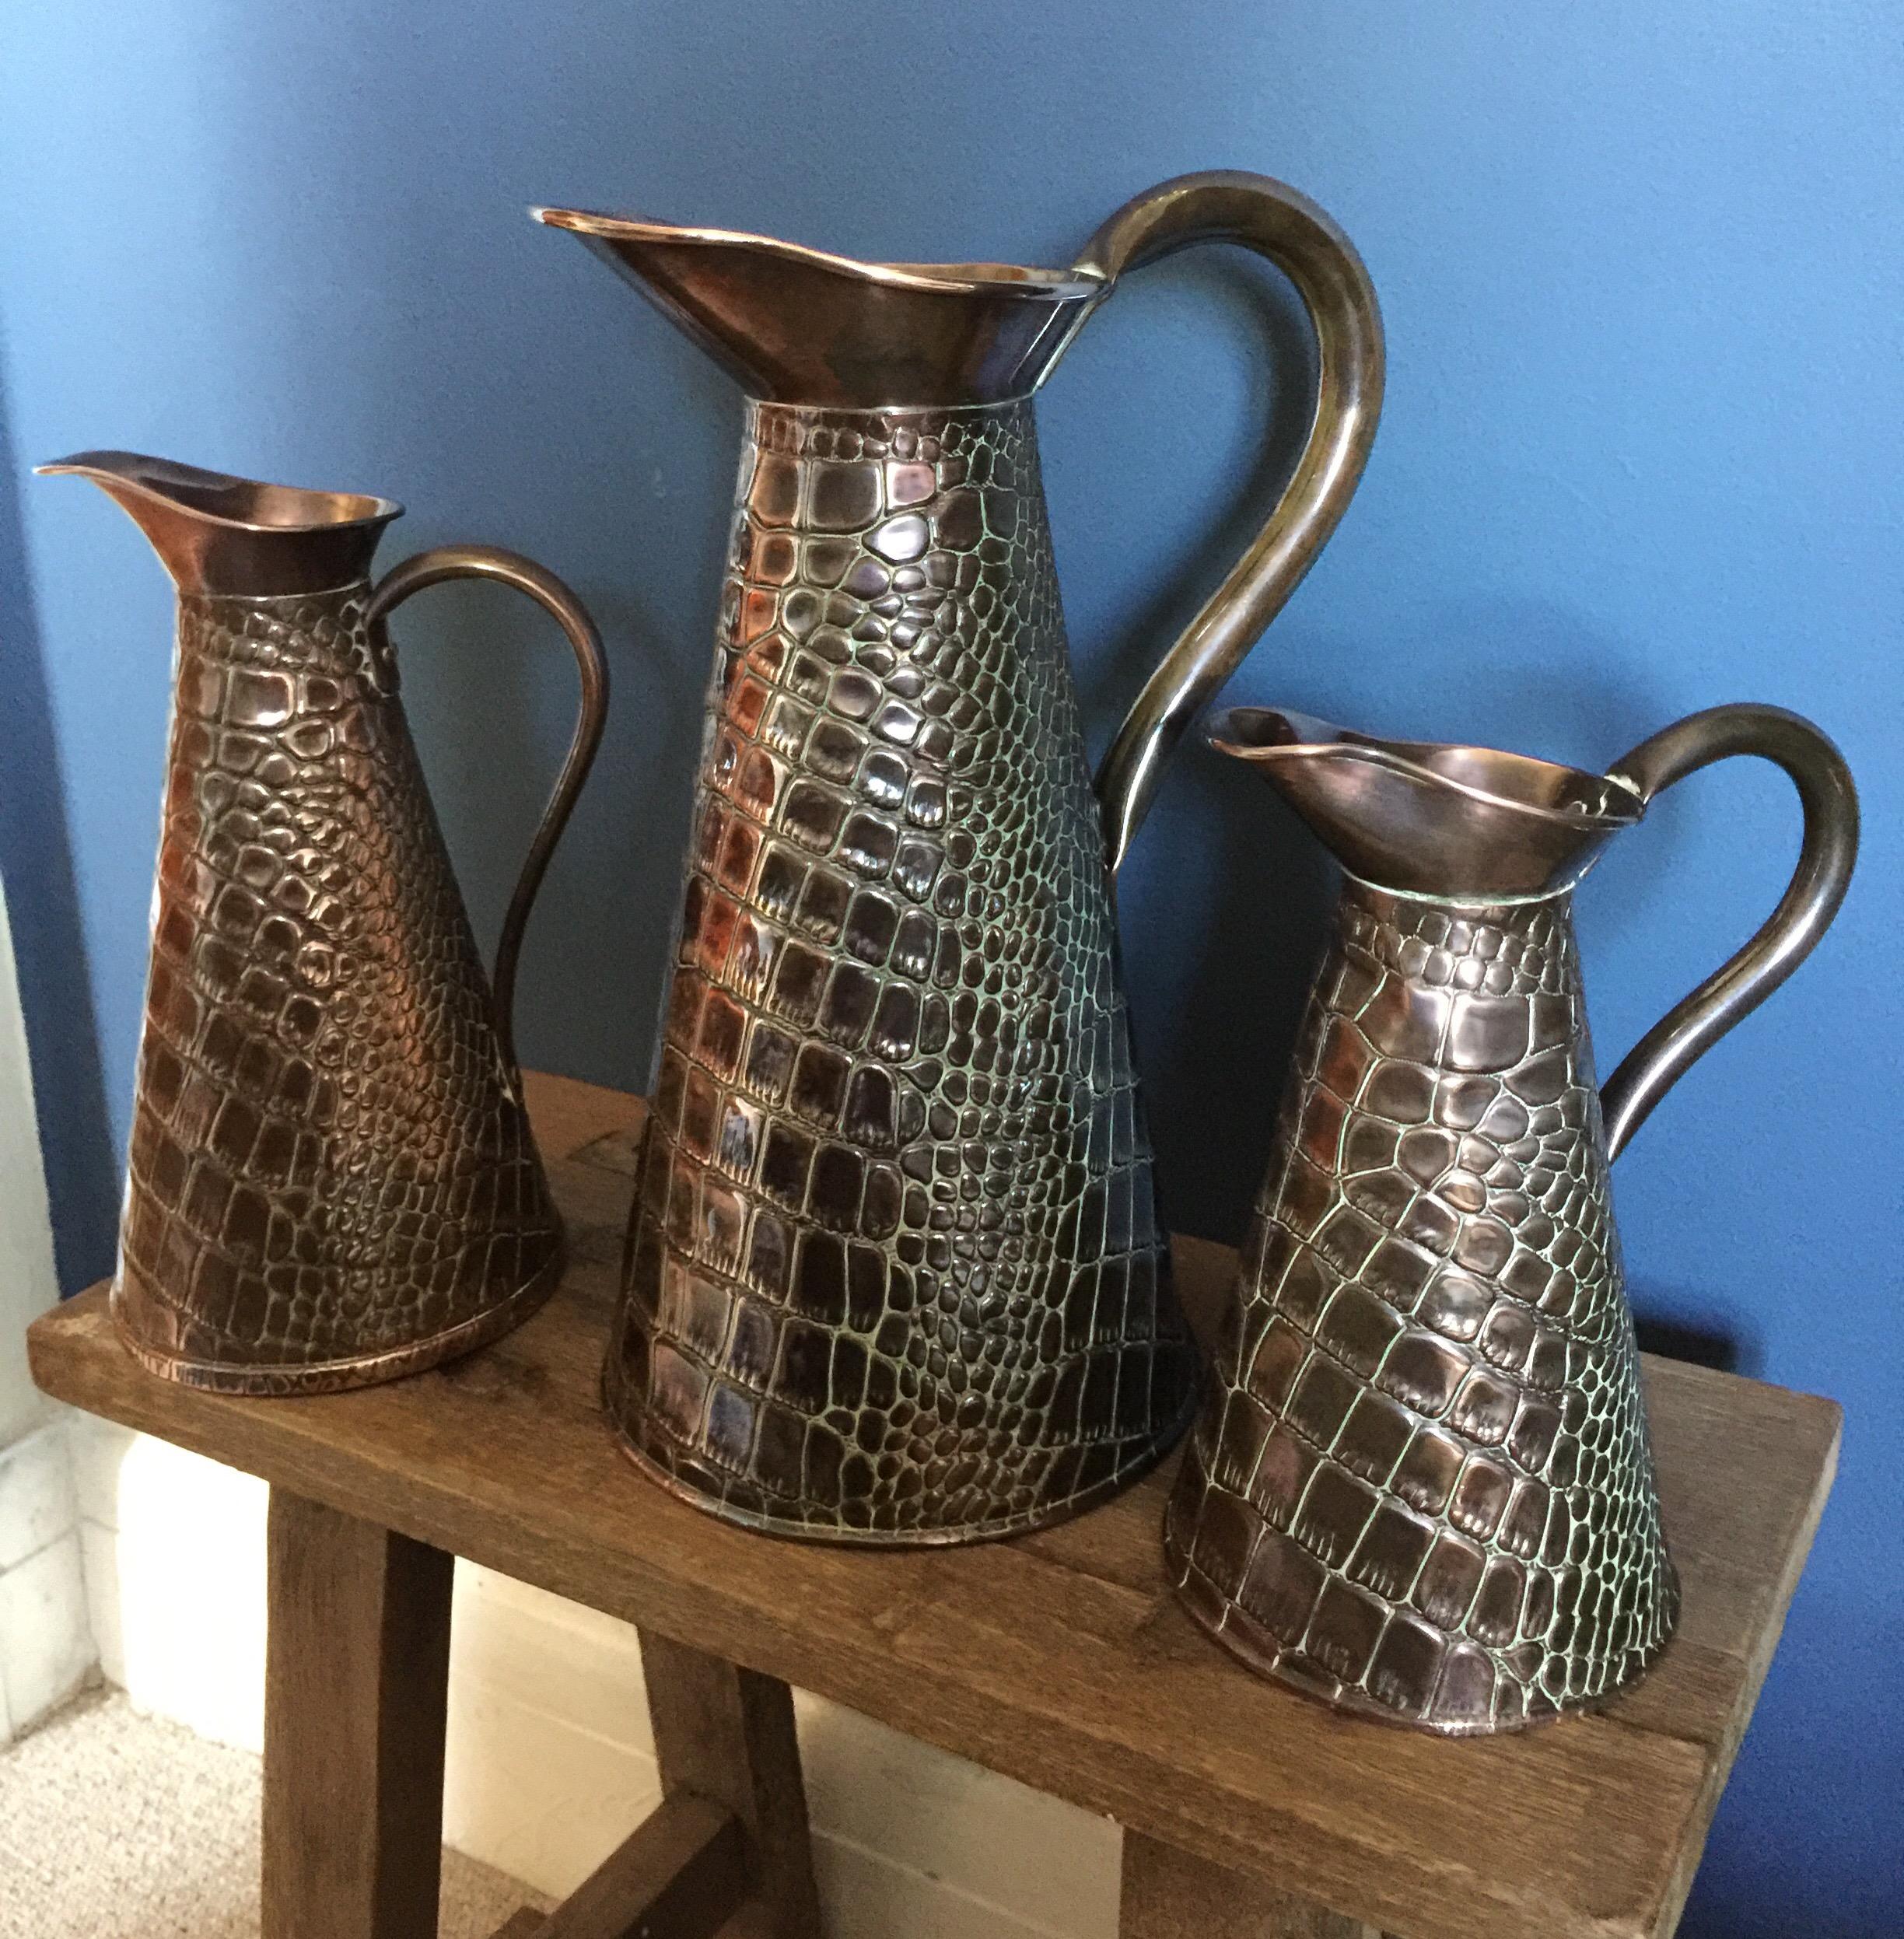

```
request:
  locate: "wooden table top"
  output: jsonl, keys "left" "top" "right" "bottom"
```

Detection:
{"left": 28, "top": 1072, "right": 1839, "bottom": 1939}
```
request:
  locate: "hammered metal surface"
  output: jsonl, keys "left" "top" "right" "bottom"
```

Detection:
{"left": 607, "top": 400, "right": 1198, "bottom": 1542}
{"left": 115, "top": 583, "right": 562, "bottom": 1392}
{"left": 1167, "top": 877, "right": 1679, "bottom": 1732}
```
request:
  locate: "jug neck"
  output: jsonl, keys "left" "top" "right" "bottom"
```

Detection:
{"left": 37, "top": 451, "right": 400, "bottom": 597}
{"left": 732, "top": 397, "right": 1044, "bottom": 625}
{"left": 534, "top": 208, "right": 1105, "bottom": 408}
{"left": 1338, "top": 868, "right": 1578, "bottom": 933}
{"left": 169, "top": 575, "right": 396, "bottom": 720}
{"left": 1333, "top": 873, "right": 1587, "bottom": 1053}
{"left": 745, "top": 394, "right": 1033, "bottom": 461}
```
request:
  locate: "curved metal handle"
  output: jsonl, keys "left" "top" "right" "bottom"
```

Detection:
{"left": 1075, "top": 170, "right": 1385, "bottom": 874}
{"left": 1598, "top": 703, "right": 1857, "bottom": 1161}
{"left": 366, "top": 544, "right": 609, "bottom": 1074}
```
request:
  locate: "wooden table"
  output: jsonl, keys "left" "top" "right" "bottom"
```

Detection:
{"left": 27, "top": 1073, "right": 1839, "bottom": 1939}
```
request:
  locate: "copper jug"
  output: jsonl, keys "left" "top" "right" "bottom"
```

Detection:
{"left": 39, "top": 452, "right": 608, "bottom": 1395}
{"left": 537, "top": 173, "right": 1384, "bottom": 1541}
{"left": 1167, "top": 702, "right": 1857, "bottom": 1731}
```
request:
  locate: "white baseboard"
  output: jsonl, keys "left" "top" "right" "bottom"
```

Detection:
{"left": 0, "top": 884, "right": 95, "bottom": 1744}
{"left": 0, "top": 1419, "right": 95, "bottom": 1739}
{"left": 67, "top": 1418, "right": 1120, "bottom": 1937}
{"left": 0, "top": 884, "right": 61, "bottom": 1455}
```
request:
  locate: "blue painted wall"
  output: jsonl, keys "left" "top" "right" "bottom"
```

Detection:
{"left": 2, "top": 4, "right": 1896, "bottom": 1927}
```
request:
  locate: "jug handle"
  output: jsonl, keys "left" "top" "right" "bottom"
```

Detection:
{"left": 1074, "top": 171, "right": 1385, "bottom": 875}
{"left": 1598, "top": 702, "right": 1857, "bottom": 1162}
{"left": 365, "top": 546, "right": 610, "bottom": 1076}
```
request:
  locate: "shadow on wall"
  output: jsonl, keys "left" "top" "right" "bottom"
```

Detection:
{"left": 1070, "top": 240, "right": 1698, "bottom": 1255}
{"left": 1062, "top": 249, "right": 1336, "bottom": 1244}
{"left": 1629, "top": 1299, "right": 1756, "bottom": 1377}
{"left": 0, "top": 373, "right": 118, "bottom": 1290}
{"left": 1136, "top": 587, "right": 1697, "bottom": 1243}
{"left": 1131, "top": 586, "right": 1695, "bottom": 1247}
{"left": 299, "top": 187, "right": 745, "bottom": 1101}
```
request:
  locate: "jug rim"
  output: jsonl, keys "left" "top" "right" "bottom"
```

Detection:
{"left": 38, "top": 450, "right": 402, "bottom": 597}
{"left": 1211, "top": 705, "right": 1646, "bottom": 898}
{"left": 1213, "top": 705, "right": 1646, "bottom": 829}
{"left": 532, "top": 206, "right": 1108, "bottom": 303}
{"left": 34, "top": 451, "right": 402, "bottom": 534}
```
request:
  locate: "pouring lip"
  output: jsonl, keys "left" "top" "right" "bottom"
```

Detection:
{"left": 530, "top": 205, "right": 1109, "bottom": 303}
{"left": 34, "top": 450, "right": 403, "bottom": 534}
{"left": 1211, "top": 705, "right": 1646, "bottom": 831}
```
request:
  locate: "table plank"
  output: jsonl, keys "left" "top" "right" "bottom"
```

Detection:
{"left": 28, "top": 1070, "right": 1839, "bottom": 1939}
{"left": 1121, "top": 1832, "right": 1380, "bottom": 1937}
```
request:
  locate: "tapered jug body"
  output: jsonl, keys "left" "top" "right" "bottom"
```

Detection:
{"left": 538, "top": 174, "right": 1384, "bottom": 1540}
{"left": 40, "top": 453, "right": 607, "bottom": 1393}
{"left": 1167, "top": 704, "right": 1857, "bottom": 1730}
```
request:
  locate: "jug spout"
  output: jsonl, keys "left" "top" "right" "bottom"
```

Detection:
{"left": 533, "top": 207, "right": 1106, "bottom": 408}
{"left": 1213, "top": 705, "right": 1643, "bottom": 898}
{"left": 36, "top": 450, "right": 400, "bottom": 597}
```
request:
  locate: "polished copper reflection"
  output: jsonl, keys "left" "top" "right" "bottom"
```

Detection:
{"left": 39, "top": 452, "right": 608, "bottom": 1395}
{"left": 538, "top": 172, "right": 1384, "bottom": 1542}
{"left": 532, "top": 208, "right": 1107, "bottom": 408}
{"left": 1167, "top": 703, "right": 1857, "bottom": 1731}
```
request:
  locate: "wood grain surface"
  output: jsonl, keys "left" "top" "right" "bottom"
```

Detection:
{"left": 30, "top": 1071, "right": 1840, "bottom": 1939}
{"left": 639, "top": 1630, "right": 823, "bottom": 1939}
{"left": 1121, "top": 1830, "right": 1381, "bottom": 1938}
{"left": 261, "top": 1493, "right": 453, "bottom": 1939}
{"left": 534, "top": 1790, "right": 744, "bottom": 1939}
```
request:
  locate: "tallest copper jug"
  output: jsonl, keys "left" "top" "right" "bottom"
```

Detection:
{"left": 540, "top": 173, "right": 1384, "bottom": 1541}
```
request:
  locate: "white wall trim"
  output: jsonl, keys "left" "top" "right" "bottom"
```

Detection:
{"left": 68, "top": 1419, "right": 1121, "bottom": 1937}
{"left": 0, "top": 879, "right": 96, "bottom": 1740}
{"left": 0, "top": 877, "right": 62, "bottom": 1444}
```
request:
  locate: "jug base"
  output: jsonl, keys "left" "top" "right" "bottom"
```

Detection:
{"left": 606, "top": 1385, "right": 1201, "bottom": 1549}
{"left": 1170, "top": 1535, "right": 1680, "bottom": 1736}
{"left": 110, "top": 1247, "right": 565, "bottom": 1398}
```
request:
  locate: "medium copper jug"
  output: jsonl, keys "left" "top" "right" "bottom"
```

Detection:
{"left": 40, "top": 452, "right": 608, "bottom": 1394}
{"left": 1167, "top": 702, "right": 1857, "bottom": 1731}
{"left": 537, "top": 173, "right": 1384, "bottom": 1541}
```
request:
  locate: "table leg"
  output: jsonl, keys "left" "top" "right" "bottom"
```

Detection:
{"left": 261, "top": 1488, "right": 454, "bottom": 1939}
{"left": 1121, "top": 1831, "right": 1387, "bottom": 1939}
{"left": 639, "top": 1629, "right": 824, "bottom": 1939}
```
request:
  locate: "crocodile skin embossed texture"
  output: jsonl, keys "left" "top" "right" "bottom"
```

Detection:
{"left": 114, "top": 584, "right": 562, "bottom": 1393}
{"left": 1166, "top": 879, "right": 1678, "bottom": 1732}
{"left": 607, "top": 400, "right": 1198, "bottom": 1542}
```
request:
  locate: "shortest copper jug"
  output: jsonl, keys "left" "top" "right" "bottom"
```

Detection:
{"left": 1167, "top": 701, "right": 1857, "bottom": 1732}
{"left": 39, "top": 452, "right": 608, "bottom": 1395}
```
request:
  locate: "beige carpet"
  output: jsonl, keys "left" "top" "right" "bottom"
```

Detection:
{"left": 0, "top": 1687, "right": 552, "bottom": 1937}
